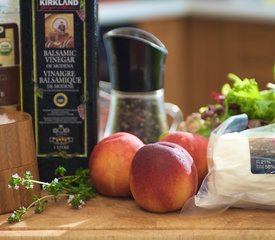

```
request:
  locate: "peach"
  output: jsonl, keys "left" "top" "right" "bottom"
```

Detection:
{"left": 130, "top": 142, "right": 197, "bottom": 213}
{"left": 160, "top": 131, "right": 208, "bottom": 188}
{"left": 89, "top": 132, "right": 144, "bottom": 197}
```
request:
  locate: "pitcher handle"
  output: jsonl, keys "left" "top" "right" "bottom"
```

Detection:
{"left": 165, "top": 102, "right": 184, "bottom": 132}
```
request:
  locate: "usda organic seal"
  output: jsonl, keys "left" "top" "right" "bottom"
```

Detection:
{"left": 0, "top": 41, "right": 12, "bottom": 56}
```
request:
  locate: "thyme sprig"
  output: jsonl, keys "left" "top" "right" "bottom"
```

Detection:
{"left": 7, "top": 166, "right": 96, "bottom": 224}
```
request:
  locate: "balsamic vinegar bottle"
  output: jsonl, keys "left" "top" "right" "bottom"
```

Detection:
{"left": 20, "top": 0, "right": 99, "bottom": 181}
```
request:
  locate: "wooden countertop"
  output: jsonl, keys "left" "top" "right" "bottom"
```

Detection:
{"left": 1, "top": 195, "right": 275, "bottom": 239}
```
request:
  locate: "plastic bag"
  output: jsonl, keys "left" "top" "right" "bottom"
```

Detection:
{"left": 181, "top": 114, "right": 275, "bottom": 216}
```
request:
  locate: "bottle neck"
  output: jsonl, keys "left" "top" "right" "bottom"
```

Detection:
{"left": 0, "top": 3, "right": 20, "bottom": 24}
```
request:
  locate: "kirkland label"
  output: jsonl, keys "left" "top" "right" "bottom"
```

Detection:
{"left": 37, "top": 0, "right": 81, "bottom": 11}
{"left": 250, "top": 138, "right": 275, "bottom": 174}
{"left": 34, "top": 0, "right": 86, "bottom": 156}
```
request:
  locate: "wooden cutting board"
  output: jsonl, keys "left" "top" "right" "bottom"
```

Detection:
{"left": 0, "top": 195, "right": 275, "bottom": 240}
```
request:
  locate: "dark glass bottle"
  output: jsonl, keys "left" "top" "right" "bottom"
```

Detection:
{"left": 20, "top": 0, "right": 99, "bottom": 181}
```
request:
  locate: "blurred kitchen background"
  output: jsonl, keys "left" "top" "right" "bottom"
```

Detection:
{"left": 98, "top": 0, "right": 275, "bottom": 116}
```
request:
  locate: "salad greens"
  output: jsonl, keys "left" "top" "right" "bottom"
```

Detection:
{"left": 222, "top": 73, "right": 275, "bottom": 121}
{"left": 180, "top": 73, "right": 275, "bottom": 138}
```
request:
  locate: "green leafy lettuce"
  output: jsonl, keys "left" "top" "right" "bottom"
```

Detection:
{"left": 222, "top": 73, "right": 275, "bottom": 121}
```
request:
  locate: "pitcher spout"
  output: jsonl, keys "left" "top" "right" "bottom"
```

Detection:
{"left": 103, "top": 27, "right": 168, "bottom": 92}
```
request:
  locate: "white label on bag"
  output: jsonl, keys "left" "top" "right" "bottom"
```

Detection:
{"left": 250, "top": 137, "right": 275, "bottom": 174}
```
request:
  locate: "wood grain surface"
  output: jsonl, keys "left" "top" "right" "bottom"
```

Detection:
{"left": 1, "top": 195, "right": 275, "bottom": 240}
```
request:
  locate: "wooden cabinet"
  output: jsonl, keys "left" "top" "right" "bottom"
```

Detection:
{"left": 137, "top": 18, "right": 274, "bottom": 116}
{"left": 137, "top": 18, "right": 190, "bottom": 116}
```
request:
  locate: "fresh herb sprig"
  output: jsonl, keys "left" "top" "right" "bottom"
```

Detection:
{"left": 7, "top": 166, "right": 96, "bottom": 224}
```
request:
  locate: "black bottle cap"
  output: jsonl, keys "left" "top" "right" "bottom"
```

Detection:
{"left": 103, "top": 27, "right": 168, "bottom": 92}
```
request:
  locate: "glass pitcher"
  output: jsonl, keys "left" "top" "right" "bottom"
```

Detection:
{"left": 102, "top": 27, "right": 183, "bottom": 143}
